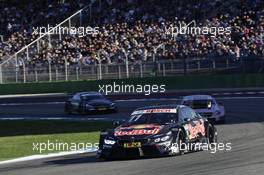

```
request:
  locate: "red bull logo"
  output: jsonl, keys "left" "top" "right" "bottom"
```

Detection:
{"left": 114, "top": 125, "right": 161, "bottom": 136}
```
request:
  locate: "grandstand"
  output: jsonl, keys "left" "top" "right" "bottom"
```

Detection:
{"left": 0, "top": 0, "right": 263, "bottom": 83}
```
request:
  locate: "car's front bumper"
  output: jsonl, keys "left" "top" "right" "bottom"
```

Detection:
{"left": 98, "top": 142, "right": 171, "bottom": 159}
{"left": 79, "top": 106, "right": 117, "bottom": 114}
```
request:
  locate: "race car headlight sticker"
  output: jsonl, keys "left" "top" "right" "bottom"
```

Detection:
{"left": 161, "top": 136, "right": 170, "bottom": 142}
{"left": 154, "top": 136, "right": 171, "bottom": 143}
{"left": 154, "top": 138, "right": 161, "bottom": 143}
{"left": 104, "top": 139, "right": 116, "bottom": 145}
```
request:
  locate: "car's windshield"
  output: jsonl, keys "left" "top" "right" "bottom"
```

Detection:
{"left": 81, "top": 94, "right": 105, "bottom": 101}
{"left": 126, "top": 113, "right": 178, "bottom": 125}
{"left": 183, "top": 100, "right": 214, "bottom": 109}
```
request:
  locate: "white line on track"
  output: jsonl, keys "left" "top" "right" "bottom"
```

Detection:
{"left": 0, "top": 102, "right": 64, "bottom": 106}
{"left": 0, "top": 99, "right": 178, "bottom": 106}
{"left": 234, "top": 92, "right": 243, "bottom": 95}
{"left": 0, "top": 148, "right": 97, "bottom": 165}
{"left": 216, "top": 96, "right": 264, "bottom": 100}
{"left": 1, "top": 96, "right": 264, "bottom": 106}
{"left": 0, "top": 93, "right": 66, "bottom": 99}
{"left": 245, "top": 92, "right": 256, "bottom": 95}
{"left": 0, "top": 117, "right": 110, "bottom": 121}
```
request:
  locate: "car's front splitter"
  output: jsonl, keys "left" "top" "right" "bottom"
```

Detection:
{"left": 98, "top": 143, "right": 171, "bottom": 159}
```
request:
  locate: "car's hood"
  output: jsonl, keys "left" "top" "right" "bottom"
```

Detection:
{"left": 114, "top": 124, "right": 166, "bottom": 139}
{"left": 194, "top": 108, "right": 214, "bottom": 113}
{"left": 87, "top": 99, "right": 111, "bottom": 105}
{"left": 193, "top": 106, "right": 219, "bottom": 113}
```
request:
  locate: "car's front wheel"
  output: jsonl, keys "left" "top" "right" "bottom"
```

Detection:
{"left": 170, "top": 129, "right": 185, "bottom": 156}
{"left": 206, "top": 124, "right": 217, "bottom": 145}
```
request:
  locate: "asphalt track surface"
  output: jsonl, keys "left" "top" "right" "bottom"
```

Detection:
{"left": 0, "top": 93, "right": 264, "bottom": 175}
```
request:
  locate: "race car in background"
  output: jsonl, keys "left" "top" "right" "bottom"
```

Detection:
{"left": 97, "top": 104, "right": 217, "bottom": 160}
{"left": 181, "top": 95, "right": 225, "bottom": 124}
{"left": 64, "top": 92, "right": 117, "bottom": 114}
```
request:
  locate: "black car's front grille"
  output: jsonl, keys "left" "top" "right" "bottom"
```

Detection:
{"left": 111, "top": 145, "right": 161, "bottom": 158}
{"left": 141, "top": 146, "right": 161, "bottom": 156}
{"left": 95, "top": 105, "right": 109, "bottom": 107}
{"left": 95, "top": 106, "right": 109, "bottom": 109}
{"left": 200, "top": 112, "right": 213, "bottom": 118}
{"left": 94, "top": 105, "right": 110, "bottom": 109}
{"left": 111, "top": 147, "right": 140, "bottom": 158}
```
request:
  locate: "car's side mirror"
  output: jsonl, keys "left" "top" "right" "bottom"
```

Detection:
{"left": 113, "top": 120, "right": 124, "bottom": 127}
{"left": 184, "top": 118, "right": 191, "bottom": 122}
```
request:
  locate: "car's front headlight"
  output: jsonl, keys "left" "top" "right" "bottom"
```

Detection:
{"left": 86, "top": 104, "right": 94, "bottom": 109}
{"left": 104, "top": 139, "right": 116, "bottom": 145}
{"left": 214, "top": 110, "right": 221, "bottom": 115}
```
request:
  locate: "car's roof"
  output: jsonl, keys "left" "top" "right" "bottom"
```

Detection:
{"left": 131, "top": 104, "right": 186, "bottom": 115}
{"left": 135, "top": 104, "right": 184, "bottom": 111}
{"left": 75, "top": 92, "right": 102, "bottom": 96}
{"left": 182, "top": 95, "right": 214, "bottom": 101}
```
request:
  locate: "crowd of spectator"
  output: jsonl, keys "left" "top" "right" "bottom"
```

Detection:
{"left": 0, "top": 0, "right": 263, "bottom": 68}
{"left": 0, "top": 0, "right": 83, "bottom": 61}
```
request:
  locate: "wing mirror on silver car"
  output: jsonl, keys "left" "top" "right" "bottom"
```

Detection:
{"left": 184, "top": 118, "right": 191, "bottom": 122}
{"left": 113, "top": 120, "right": 125, "bottom": 127}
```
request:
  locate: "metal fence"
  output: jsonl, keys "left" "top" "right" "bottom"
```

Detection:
{"left": 0, "top": 58, "right": 243, "bottom": 83}
{"left": 0, "top": 0, "right": 100, "bottom": 84}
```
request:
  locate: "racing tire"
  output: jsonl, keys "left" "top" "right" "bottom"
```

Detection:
{"left": 170, "top": 129, "right": 185, "bottom": 156}
{"left": 205, "top": 124, "right": 218, "bottom": 149}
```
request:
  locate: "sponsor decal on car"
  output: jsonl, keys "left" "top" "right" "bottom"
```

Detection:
{"left": 123, "top": 142, "right": 142, "bottom": 148}
{"left": 132, "top": 108, "right": 177, "bottom": 115}
{"left": 119, "top": 124, "right": 159, "bottom": 130}
{"left": 114, "top": 125, "right": 161, "bottom": 136}
{"left": 187, "top": 119, "right": 205, "bottom": 139}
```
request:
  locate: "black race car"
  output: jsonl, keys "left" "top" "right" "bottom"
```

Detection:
{"left": 97, "top": 104, "right": 217, "bottom": 160}
{"left": 64, "top": 92, "right": 117, "bottom": 114}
